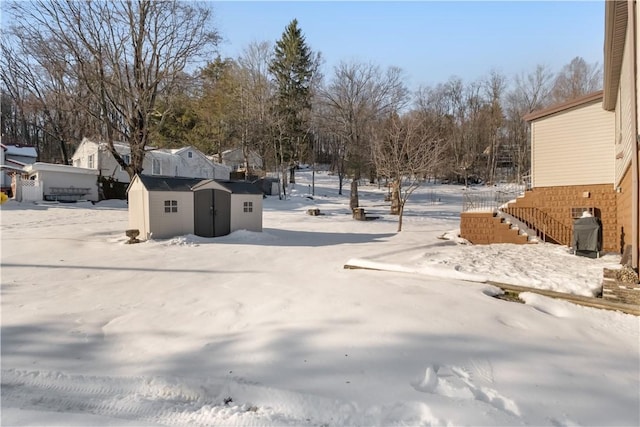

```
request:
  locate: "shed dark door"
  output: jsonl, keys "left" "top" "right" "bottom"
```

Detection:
{"left": 194, "top": 190, "right": 214, "bottom": 237}
{"left": 194, "top": 189, "right": 231, "bottom": 237}
{"left": 213, "top": 190, "right": 231, "bottom": 237}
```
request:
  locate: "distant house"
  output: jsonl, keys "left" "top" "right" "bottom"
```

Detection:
{"left": 21, "top": 162, "right": 100, "bottom": 202}
{"left": 221, "top": 147, "right": 263, "bottom": 173}
{"left": 1, "top": 143, "right": 37, "bottom": 196}
{"left": 127, "top": 175, "right": 263, "bottom": 241}
{"left": 71, "top": 138, "right": 231, "bottom": 184}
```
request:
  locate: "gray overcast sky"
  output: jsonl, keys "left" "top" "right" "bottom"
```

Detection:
{"left": 212, "top": 1, "right": 605, "bottom": 89}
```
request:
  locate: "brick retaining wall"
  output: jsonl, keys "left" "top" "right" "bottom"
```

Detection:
{"left": 602, "top": 268, "right": 640, "bottom": 305}
{"left": 460, "top": 212, "right": 528, "bottom": 245}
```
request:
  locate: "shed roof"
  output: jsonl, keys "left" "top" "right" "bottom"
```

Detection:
{"left": 218, "top": 181, "right": 263, "bottom": 195}
{"left": 192, "top": 179, "right": 263, "bottom": 195}
{"left": 136, "top": 175, "right": 204, "bottom": 192}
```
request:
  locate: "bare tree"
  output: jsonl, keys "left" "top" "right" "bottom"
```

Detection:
{"left": 5, "top": 0, "right": 218, "bottom": 178}
{"left": 319, "top": 61, "right": 408, "bottom": 204}
{"left": 482, "top": 70, "right": 506, "bottom": 184}
{"left": 504, "top": 64, "right": 555, "bottom": 181}
{"left": 0, "top": 35, "right": 95, "bottom": 163}
{"left": 372, "top": 111, "right": 443, "bottom": 231}
{"left": 238, "top": 41, "right": 275, "bottom": 178}
{"left": 551, "top": 56, "right": 602, "bottom": 103}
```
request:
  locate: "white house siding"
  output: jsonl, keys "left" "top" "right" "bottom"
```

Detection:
{"left": 615, "top": 19, "right": 636, "bottom": 186}
{"left": 531, "top": 101, "right": 615, "bottom": 188}
{"left": 73, "top": 139, "right": 230, "bottom": 183}
{"left": 230, "top": 195, "right": 263, "bottom": 232}
{"left": 147, "top": 191, "right": 194, "bottom": 239}
{"left": 174, "top": 149, "right": 212, "bottom": 178}
{"left": 221, "top": 148, "right": 263, "bottom": 171}
{"left": 71, "top": 140, "right": 100, "bottom": 170}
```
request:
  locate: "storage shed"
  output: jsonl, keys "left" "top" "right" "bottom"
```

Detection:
{"left": 128, "top": 175, "right": 201, "bottom": 240}
{"left": 127, "top": 175, "right": 263, "bottom": 241}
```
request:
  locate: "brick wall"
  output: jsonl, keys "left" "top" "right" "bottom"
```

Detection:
{"left": 602, "top": 268, "right": 640, "bottom": 305}
{"left": 460, "top": 212, "right": 528, "bottom": 245}
{"left": 508, "top": 184, "right": 618, "bottom": 252}
{"left": 616, "top": 167, "right": 633, "bottom": 255}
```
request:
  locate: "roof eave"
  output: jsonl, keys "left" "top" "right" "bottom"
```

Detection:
{"left": 603, "top": 0, "right": 628, "bottom": 111}
{"left": 523, "top": 91, "right": 604, "bottom": 122}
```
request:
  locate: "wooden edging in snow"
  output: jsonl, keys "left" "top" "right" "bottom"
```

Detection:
{"left": 485, "top": 281, "right": 640, "bottom": 316}
{"left": 343, "top": 263, "right": 640, "bottom": 316}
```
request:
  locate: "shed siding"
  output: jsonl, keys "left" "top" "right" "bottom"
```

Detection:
{"left": 531, "top": 101, "right": 614, "bottom": 188}
{"left": 147, "top": 192, "right": 194, "bottom": 239}
{"left": 128, "top": 184, "right": 149, "bottom": 239}
{"left": 230, "top": 195, "right": 263, "bottom": 232}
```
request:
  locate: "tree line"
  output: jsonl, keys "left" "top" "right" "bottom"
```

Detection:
{"left": 1, "top": 1, "right": 602, "bottom": 198}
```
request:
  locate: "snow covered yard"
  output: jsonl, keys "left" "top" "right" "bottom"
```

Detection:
{"left": 1, "top": 171, "right": 638, "bottom": 426}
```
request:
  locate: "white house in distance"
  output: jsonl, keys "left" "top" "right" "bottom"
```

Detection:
{"left": 71, "top": 138, "right": 231, "bottom": 183}
{"left": 1, "top": 143, "right": 37, "bottom": 196}
{"left": 221, "top": 147, "right": 263, "bottom": 173}
{"left": 22, "top": 162, "right": 100, "bottom": 202}
{"left": 127, "top": 175, "right": 263, "bottom": 241}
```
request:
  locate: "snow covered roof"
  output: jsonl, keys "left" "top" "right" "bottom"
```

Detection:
{"left": 1, "top": 144, "right": 37, "bottom": 158}
{"left": 24, "top": 162, "right": 99, "bottom": 175}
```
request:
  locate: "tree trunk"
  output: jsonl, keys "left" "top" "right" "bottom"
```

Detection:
{"left": 350, "top": 179, "right": 359, "bottom": 210}
{"left": 281, "top": 167, "right": 288, "bottom": 199}
{"left": 397, "top": 201, "right": 405, "bottom": 232}
{"left": 289, "top": 165, "right": 296, "bottom": 183}
{"left": 390, "top": 179, "right": 401, "bottom": 215}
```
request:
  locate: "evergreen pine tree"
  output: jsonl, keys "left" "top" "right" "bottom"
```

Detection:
{"left": 269, "top": 19, "right": 316, "bottom": 183}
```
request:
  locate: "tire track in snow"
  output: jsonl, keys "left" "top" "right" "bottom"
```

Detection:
{"left": 2, "top": 369, "right": 448, "bottom": 426}
{"left": 1, "top": 369, "right": 275, "bottom": 426}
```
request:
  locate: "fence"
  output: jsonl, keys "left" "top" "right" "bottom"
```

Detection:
{"left": 462, "top": 188, "right": 522, "bottom": 213}
{"left": 19, "top": 179, "right": 43, "bottom": 202}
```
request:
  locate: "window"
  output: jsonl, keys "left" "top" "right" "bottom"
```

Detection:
{"left": 164, "top": 200, "right": 178, "bottom": 213}
{"left": 152, "top": 159, "right": 161, "bottom": 175}
{"left": 243, "top": 201, "right": 253, "bottom": 213}
{"left": 88, "top": 154, "right": 95, "bottom": 169}
{"left": 120, "top": 154, "right": 130, "bottom": 172}
{"left": 188, "top": 151, "right": 193, "bottom": 158}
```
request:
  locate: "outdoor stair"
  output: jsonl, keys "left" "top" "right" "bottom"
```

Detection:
{"left": 499, "top": 190, "right": 571, "bottom": 246}
{"left": 490, "top": 212, "right": 531, "bottom": 244}
{"left": 499, "top": 192, "right": 572, "bottom": 246}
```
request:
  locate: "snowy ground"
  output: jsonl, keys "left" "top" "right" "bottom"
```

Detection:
{"left": 1, "top": 170, "right": 638, "bottom": 426}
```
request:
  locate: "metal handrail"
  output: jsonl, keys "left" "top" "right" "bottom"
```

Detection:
{"left": 501, "top": 206, "right": 572, "bottom": 246}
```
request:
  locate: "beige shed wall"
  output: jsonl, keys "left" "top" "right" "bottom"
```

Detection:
{"left": 147, "top": 192, "right": 194, "bottom": 239}
{"left": 531, "top": 101, "right": 615, "bottom": 188}
{"left": 128, "top": 184, "right": 150, "bottom": 240}
{"left": 230, "top": 195, "right": 263, "bottom": 232}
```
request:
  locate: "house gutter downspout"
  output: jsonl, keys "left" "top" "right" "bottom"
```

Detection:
{"left": 630, "top": 0, "right": 639, "bottom": 270}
